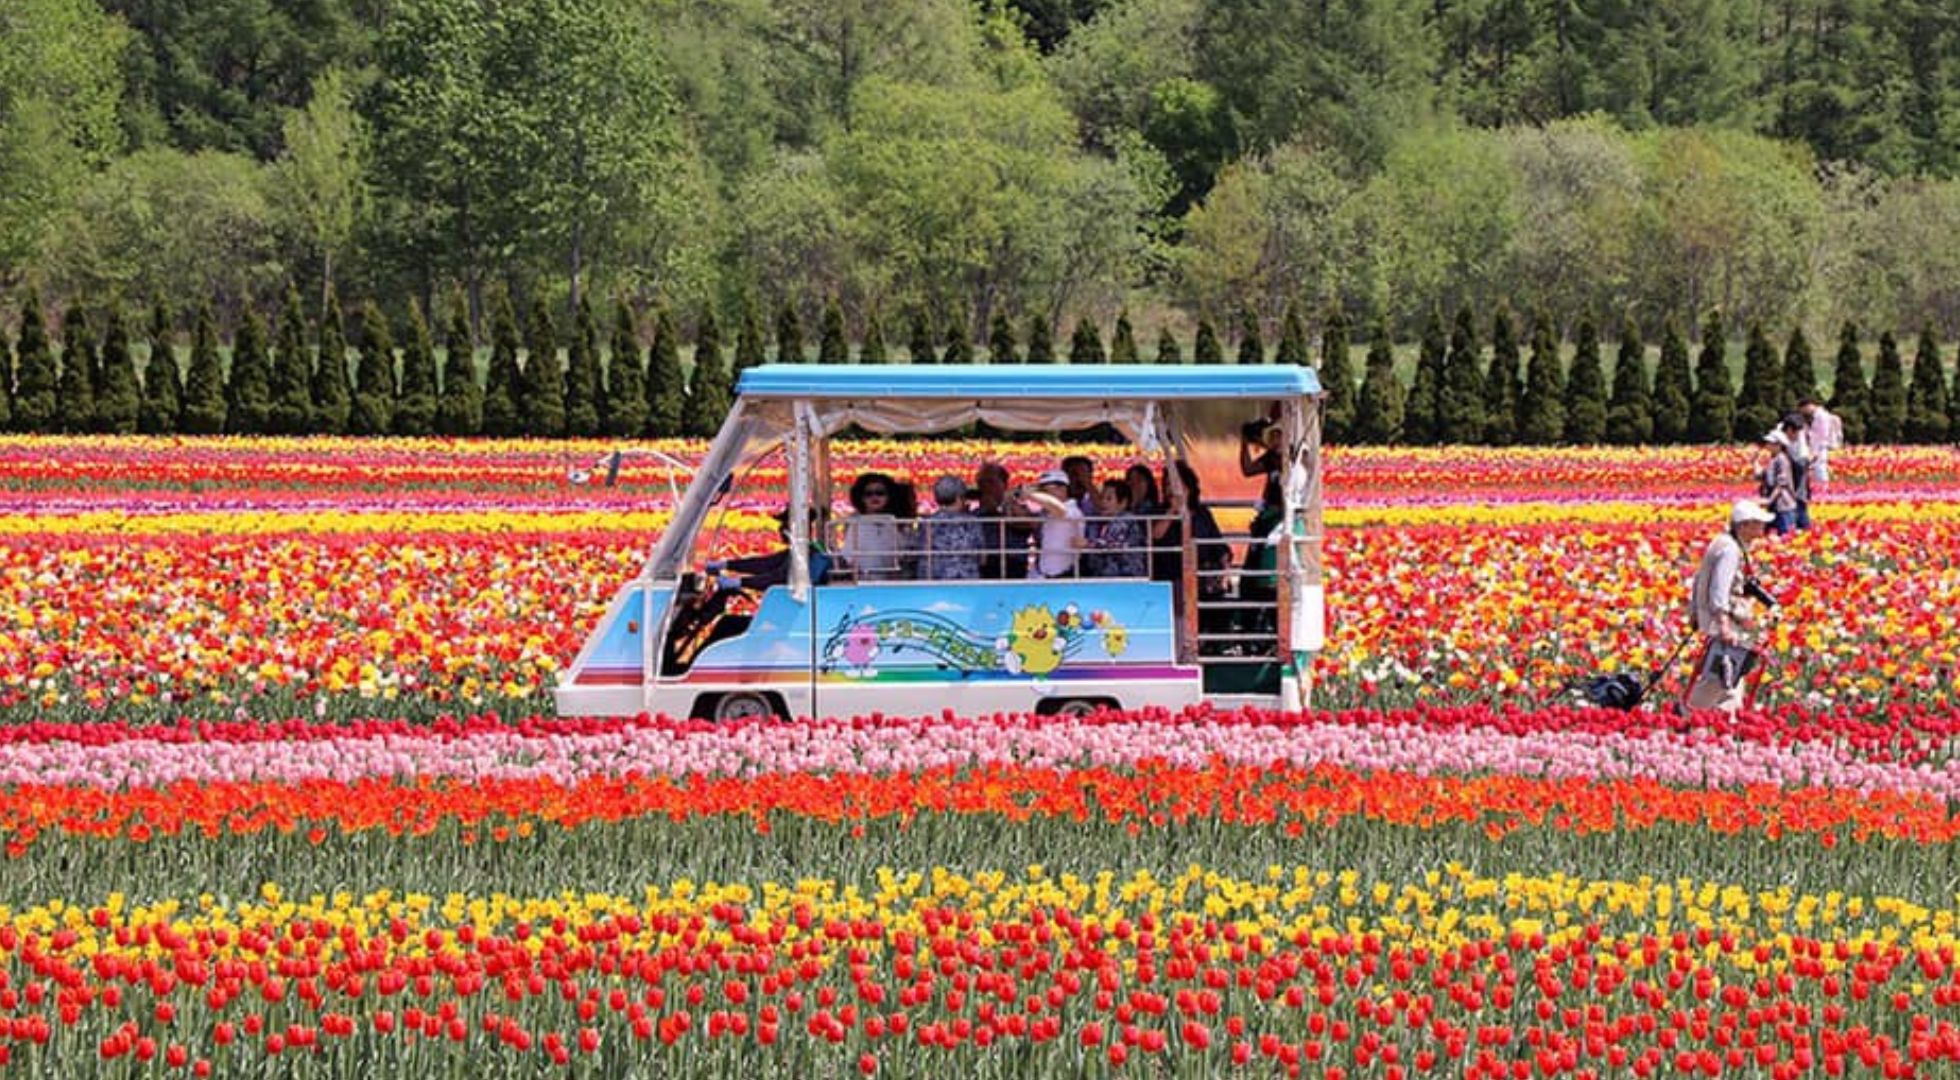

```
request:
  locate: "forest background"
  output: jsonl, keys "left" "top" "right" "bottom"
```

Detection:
{"left": 2, "top": 0, "right": 1959, "bottom": 438}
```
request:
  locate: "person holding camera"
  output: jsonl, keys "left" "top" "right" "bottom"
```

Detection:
{"left": 1684, "top": 499, "right": 1778, "bottom": 712}
{"left": 1239, "top": 405, "right": 1283, "bottom": 480}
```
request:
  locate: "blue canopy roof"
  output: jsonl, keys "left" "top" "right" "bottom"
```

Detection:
{"left": 737, "top": 363, "right": 1321, "bottom": 400}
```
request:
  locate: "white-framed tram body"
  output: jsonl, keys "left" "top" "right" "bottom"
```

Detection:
{"left": 553, "top": 364, "right": 1325, "bottom": 721}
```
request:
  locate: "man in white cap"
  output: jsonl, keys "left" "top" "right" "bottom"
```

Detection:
{"left": 1018, "top": 469, "right": 1085, "bottom": 579}
{"left": 1684, "top": 498, "right": 1775, "bottom": 712}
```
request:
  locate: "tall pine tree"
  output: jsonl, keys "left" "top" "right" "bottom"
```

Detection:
{"left": 644, "top": 308, "right": 686, "bottom": 438}
{"left": 859, "top": 310, "right": 888, "bottom": 364}
{"left": 734, "top": 301, "right": 766, "bottom": 375}
{"left": 1688, "top": 312, "right": 1735, "bottom": 443}
{"left": 1110, "top": 311, "right": 1140, "bottom": 362}
{"left": 1193, "top": 317, "right": 1224, "bottom": 365}
{"left": 311, "top": 289, "right": 352, "bottom": 434}
{"left": 1903, "top": 326, "right": 1950, "bottom": 442}
{"left": 1069, "top": 318, "right": 1106, "bottom": 364}
{"left": 1403, "top": 311, "right": 1447, "bottom": 445}
{"left": 225, "top": 309, "right": 274, "bottom": 435}
{"left": 601, "top": 300, "right": 645, "bottom": 438}
{"left": 395, "top": 301, "right": 439, "bottom": 436}
{"left": 349, "top": 301, "right": 396, "bottom": 436}
{"left": 908, "top": 310, "right": 935, "bottom": 365}
{"left": 1319, "top": 306, "right": 1356, "bottom": 443}
{"left": 521, "top": 298, "right": 565, "bottom": 436}
{"left": 138, "top": 301, "right": 181, "bottom": 435}
{"left": 774, "top": 299, "right": 804, "bottom": 364}
{"left": 1480, "top": 307, "right": 1520, "bottom": 446}
{"left": 942, "top": 310, "right": 973, "bottom": 364}
{"left": 1733, "top": 322, "right": 1783, "bottom": 439}
{"left": 180, "top": 303, "right": 228, "bottom": 435}
{"left": 95, "top": 307, "right": 141, "bottom": 435}
{"left": 1274, "top": 303, "right": 1308, "bottom": 366}
{"left": 819, "top": 299, "right": 849, "bottom": 363}
{"left": 1867, "top": 331, "right": 1906, "bottom": 442}
{"left": 1828, "top": 322, "right": 1869, "bottom": 443}
{"left": 1025, "top": 314, "right": 1056, "bottom": 364}
{"left": 58, "top": 306, "right": 97, "bottom": 434}
{"left": 0, "top": 315, "right": 12, "bottom": 432}
{"left": 1605, "top": 317, "right": 1654, "bottom": 445}
{"left": 1518, "top": 314, "right": 1565, "bottom": 445}
{"left": 1782, "top": 327, "right": 1817, "bottom": 405}
{"left": 437, "top": 291, "right": 483, "bottom": 437}
{"left": 12, "top": 291, "right": 56, "bottom": 433}
{"left": 562, "top": 297, "right": 602, "bottom": 437}
{"left": 683, "top": 307, "right": 731, "bottom": 438}
{"left": 1236, "top": 304, "right": 1264, "bottom": 365}
{"left": 1439, "top": 306, "right": 1487, "bottom": 442}
{"left": 269, "top": 287, "right": 314, "bottom": 434}
{"left": 1651, "top": 318, "right": 1693, "bottom": 444}
{"left": 480, "top": 293, "right": 523, "bottom": 437}
{"left": 1354, "top": 321, "right": 1404, "bottom": 445}
{"left": 1155, "top": 327, "right": 1182, "bottom": 364}
{"left": 989, "top": 312, "right": 1018, "bottom": 364}
{"left": 1563, "top": 317, "right": 1608, "bottom": 444}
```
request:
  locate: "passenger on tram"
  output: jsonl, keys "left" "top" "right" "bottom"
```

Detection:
{"left": 838, "top": 472, "right": 908, "bottom": 580}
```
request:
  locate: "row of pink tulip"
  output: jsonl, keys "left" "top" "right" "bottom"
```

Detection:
{"left": 6, "top": 706, "right": 1958, "bottom": 798}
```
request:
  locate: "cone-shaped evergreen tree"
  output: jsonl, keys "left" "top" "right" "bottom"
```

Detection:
{"left": 1319, "top": 306, "right": 1356, "bottom": 442}
{"left": 480, "top": 293, "right": 523, "bottom": 437}
{"left": 1733, "top": 322, "right": 1783, "bottom": 439}
{"left": 859, "top": 310, "right": 888, "bottom": 364}
{"left": 684, "top": 307, "right": 732, "bottom": 438}
{"left": 942, "top": 310, "right": 973, "bottom": 364}
{"left": 1687, "top": 312, "right": 1735, "bottom": 443}
{"left": 0, "top": 318, "right": 12, "bottom": 432}
{"left": 95, "top": 307, "right": 141, "bottom": 435}
{"left": 819, "top": 298, "right": 848, "bottom": 364}
{"left": 1403, "top": 311, "right": 1446, "bottom": 445}
{"left": 1069, "top": 317, "right": 1106, "bottom": 364}
{"left": 180, "top": 303, "right": 228, "bottom": 435}
{"left": 1155, "top": 327, "right": 1182, "bottom": 364}
{"left": 521, "top": 298, "right": 564, "bottom": 436}
{"left": 907, "top": 309, "right": 935, "bottom": 365}
{"left": 1479, "top": 306, "right": 1520, "bottom": 446}
{"left": 1354, "top": 321, "right": 1404, "bottom": 445}
{"left": 1518, "top": 314, "right": 1565, "bottom": 445}
{"left": 13, "top": 291, "right": 57, "bottom": 433}
{"left": 644, "top": 308, "right": 686, "bottom": 437}
{"left": 1782, "top": 327, "right": 1817, "bottom": 405}
{"left": 1438, "top": 306, "right": 1487, "bottom": 443}
{"left": 1025, "top": 314, "right": 1056, "bottom": 364}
{"left": 1828, "top": 322, "right": 1868, "bottom": 443}
{"left": 774, "top": 299, "right": 804, "bottom": 364}
{"left": 1236, "top": 304, "right": 1264, "bottom": 365}
{"left": 1111, "top": 311, "right": 1140, "bottom": 362}
{"left": 1949, "top": 344, "right": 1960, "bottom": 442}
{"left": 138, "top": 301, "right": 181, "bottom": 435}
{"left": 395, "top": 301, "right": 438, "bottom": 436}
{"left": 1193, "top": 318, "right": 1224, "bottom": 364}
{"left": 349, "top": 301, "right": 396, "bottom": 436}
{"left": 225, "top": 309, "right": 274, "bottom": 435}
{"left": 1903, "top": 326, "right": 1950, "bottom": 443}
{"left": 1867, "top": 331, "right": 1906, "bottom": 442}
{"left": 734, "top": 300, "right": 765, "bottom": 374}
{"left": 562, "top": 297, "right": 602, "bottom": 437}
{"left": 1605, "top": 317, "right": 1653, "bottom": 445}
{"left": 601, "top": 300, "right": 645, "bottom": 438}
{"left": 58, "top": 306, "right": 97, "bottom": 434}
{"left": 269, "top": 287, "right": 314, "bottom": 434}
{"left": 1563, "top": 316, "right": 1608, "bottom": 444}
{"left": 1651, "top": 318, "right": 1693, "bottom": 444}
{"left": 1274, "top": 303, "right": 1308, "bottom": 366}
{"left": 311, "top": 289, "right": 352, "bottom": 434}
{"left": 988, "top": 312, "right": 1018, "bottom": 364}
{"left": 436, "top": 291, "right": 483, "bottom": 437}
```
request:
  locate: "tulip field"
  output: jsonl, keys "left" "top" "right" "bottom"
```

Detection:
{"left": 2, "top": 435, "right": 1960, "bottom": 1078}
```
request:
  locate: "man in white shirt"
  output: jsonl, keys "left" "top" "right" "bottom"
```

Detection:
{"left": 1021, "top": 469, "right": 1084, "bottom": 579}
{"left": 1799, "top": 397, "right": 1843, "bottom": 495}
{"left": 1684, "top": 499, "right": 1773, "bottom": 712}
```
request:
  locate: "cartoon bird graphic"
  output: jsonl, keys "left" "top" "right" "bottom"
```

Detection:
{"left": 1005, "top": 605, "right": 1064, "bottom": 677}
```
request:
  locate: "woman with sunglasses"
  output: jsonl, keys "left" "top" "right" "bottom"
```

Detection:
{"left": 839, "top": 471, "right": 910, "bottom": 580}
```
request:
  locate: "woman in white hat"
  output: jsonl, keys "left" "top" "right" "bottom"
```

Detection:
{"left": 1017, "top": 469, "right": 1085, "bottom": 579}
{"left": 1684, "top": 498, "right": 1775, "bottom": 712}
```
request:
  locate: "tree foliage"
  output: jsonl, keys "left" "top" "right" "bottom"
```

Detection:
{"left": 269, "top": 287, "right": 314, "bottom": 435}
{"left": 1867, "top": 330, "right": 1907, "bottom": 442}
{"left": 95, "top": 306, "right": 140, "bottom": 435}
{"left": 1070, "top": 317, "right": 1106, "bottom": 364}
{"left": 437, "top": 291, "right": 484, "bottom": 438}
{"left": 1903, "top": 326, "right": 1950, "bottom": 442}
{"left": 1563, "top": 317, "right": 1608, "bottom": 445}
{"left": 1517, "top": 313, "right": 1565, "bottom": 446}
{"left": 644, "top": 308, "right": 686, "bottom": 438}
{"left": 1354, "top": 320, "right": 1404, "bottom": 445}
{"left": 225, "top": 308, "right": 274, "bottom": 435}
{"left": 480, "top": 293, "right": 524, "bottom": 438}
{"left": 1829, "top": 321, "right": 1869, "bottom": 443}
{"left": 1319, "top": 307, "right": 1356, "bottom": 443}
{"left": 138, "top": 301, "right": 182, "bottom": 435}
{"left": 180, "top": 303, "right": 227, "bottom": 435}
{"left": 57, "top": 306, "right": 97, "bottom": 434}
{"left": 683, "top": 307, "right": 731, "bottom": 438}
{"left": 1605, "top": 317, "right": 1653, "bottom": 446}
{"left": 562, "top": 297, "right": 602, "bottom": 438}
{"left": 395, "top": 300, "right": 439, "bottom": 436}
{"left": 1480, "top": 307, "right": 1519, "bottom": 446}
{"left": 1651, "top": 318, "right": 1694, "bottom": 444}
{"left": 311, "top": 289, "right": 352, "bottom": 435}
{"left": 1733, "top": 322, "right": 1783, "bottom": 439}
{"left": 1688, "top": 312, "right": 1735, "bottom": 443}
{"left": 350, "top": 301, "right": 396, "bottom": 437}
{"left": 602, "top": 300, "right": 645, "bottom": 439}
